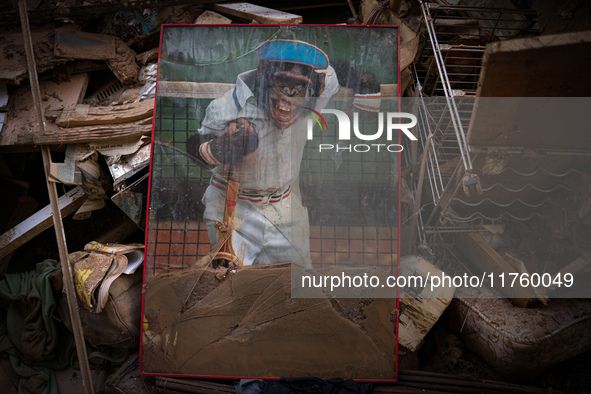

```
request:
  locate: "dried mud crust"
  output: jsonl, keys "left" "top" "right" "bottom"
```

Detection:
{"left": 105, "top": 38, "right": 139, "bottom": 85}
{"left": 142, "top": 263, "right": 397, "bottom": 379}
{"left": 0, "top": 26, "right": 68, "bottom": 84}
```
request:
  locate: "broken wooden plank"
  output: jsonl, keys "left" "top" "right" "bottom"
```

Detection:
{"left": 47, "top": 98, "right": 154, "bottom": 127}
{"left": 453, "top": 231, "right": 539, "bottom": 307}
{"left": 211, "top": 2, "right": 302, "bottom": 24}
{"left": 54, "top": 29, "right": 117, "bottom": 60}
{"left": 34, "top": 119, "right": 152, "bottom": 145}
{"left": 399, "top": 255, "right": 455, "bottom": 352}
{"left": 468, "top": 32, "right": 591, "bottom": 149}
{"left": 0, "top": 195, "right": 38, "bottom": 275}
{"left": 54, "top": 29, "right": 139, "bottom": 85}
{"left": 0, "top": 186, "right": 86, "bottom": 263}
{"left": 195, "top": 10, "right": 232, "bottom": 24}
{"left": 0, "top": 74, "right": 89, "bottom": 147}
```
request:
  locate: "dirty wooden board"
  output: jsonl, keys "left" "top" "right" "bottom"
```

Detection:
{"left": 475, "top": 31, "right": 591, "bottom": 97}
{"left": 211, "top": 2, "right": 302, "bottom": 24}
{"left": 0, "top": 74, "right": 89, "bottom": 148}
{"left": 467, "top": 32, "right": 591, "bottom": 148}
{"left": 0, "top": 186, "right": 86, "bottom": 264}
{"left": 195, "top": 10, "right": 232, "bottom": 24}
{"left": 157, "top": 81, "right": 398, "bottom": 100}
{"left": 54, "top": 29, "right": 117, "bottom": 60}
{"left": 142, "top": 263, "right": 396, "bottom": 379}
{"left": 47, "top": 98, "right": 154, "bottom": 127}
{"left": 398, "top": 255, "right": 455, "bottom": 352}
{"left": 34, "top": 118, "right": 153, "bottom": 145}
{"left": 0, "top": 26, "right": 69, "bottom": 85}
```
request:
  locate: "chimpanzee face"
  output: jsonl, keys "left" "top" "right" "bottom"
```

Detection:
{"left": 268, "top": 64, "right": 313, "bottom": 129}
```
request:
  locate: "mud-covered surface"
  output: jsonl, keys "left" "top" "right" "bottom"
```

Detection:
{"left": 417, "top": 325, "right": 502, "bottom": 380}
{"left": 141, "top": 263, "right": 397, "bottom": 380}
{"left": 401, "top": 315, "right": 591, "bottom": 392}
{"left": 0, "top": 26, "right": 68, "bottom": 85}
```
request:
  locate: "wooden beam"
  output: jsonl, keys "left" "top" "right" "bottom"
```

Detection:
{"left": 47, "top": 99, "right": 154, "bottom": 127}
{"left": 211, "top": 2, "right": 302, "bottom": 24}
{"left": 34, "top": 119, "right": 152, "bottom": 145}
{"left": 18, "top": 3, "right": 94, "bottom": 391}
{"left": 0, "top": 186, "right": 86, "bottom": 262}
{"left": 157, "top": 81, "right": 398, "bottom": 99}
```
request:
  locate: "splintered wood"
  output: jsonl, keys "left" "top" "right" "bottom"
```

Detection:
{"left": 35, "top": 119, "right": 153, "bottom": 145}
{"left": 142, "top": 263, "right": 396, "bottom": 380}
{"left": 47, "top": 99, "right": 154, "bottom": 127}
{"left": 211, "top": 3, "right": 302, "bottom": 24}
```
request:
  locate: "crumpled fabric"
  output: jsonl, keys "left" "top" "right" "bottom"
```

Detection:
{"left": 235, "top": 378, "right": 374, "bottom": 394}
{"left": 0, "top": 260, "right": 74, "bottom": 394}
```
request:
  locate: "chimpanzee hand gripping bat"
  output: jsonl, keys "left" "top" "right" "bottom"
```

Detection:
{"left": 208, "top": 118, "right": 258, "bottom": 269}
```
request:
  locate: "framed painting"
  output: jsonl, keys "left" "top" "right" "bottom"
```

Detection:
{"left": 141, "top": 24, "right": 400, "bottom": 381}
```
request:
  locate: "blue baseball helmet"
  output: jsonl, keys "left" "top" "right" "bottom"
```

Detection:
{"left": 257, "top": 40, "right": 329, "bottom": 70}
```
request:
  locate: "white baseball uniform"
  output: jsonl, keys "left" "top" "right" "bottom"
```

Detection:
{"left": 198, "top": 67, "right": 340, "bottom": 267}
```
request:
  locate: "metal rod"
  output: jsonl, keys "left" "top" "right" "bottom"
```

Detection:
{"left": 421, "top": 0, "right": 473, "bottom": 171}
{"left": 18, "top": 2, "right": 94, "bottom": 393}
{"left": 409, "top": 133, "right": 435, "bottom": 253}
